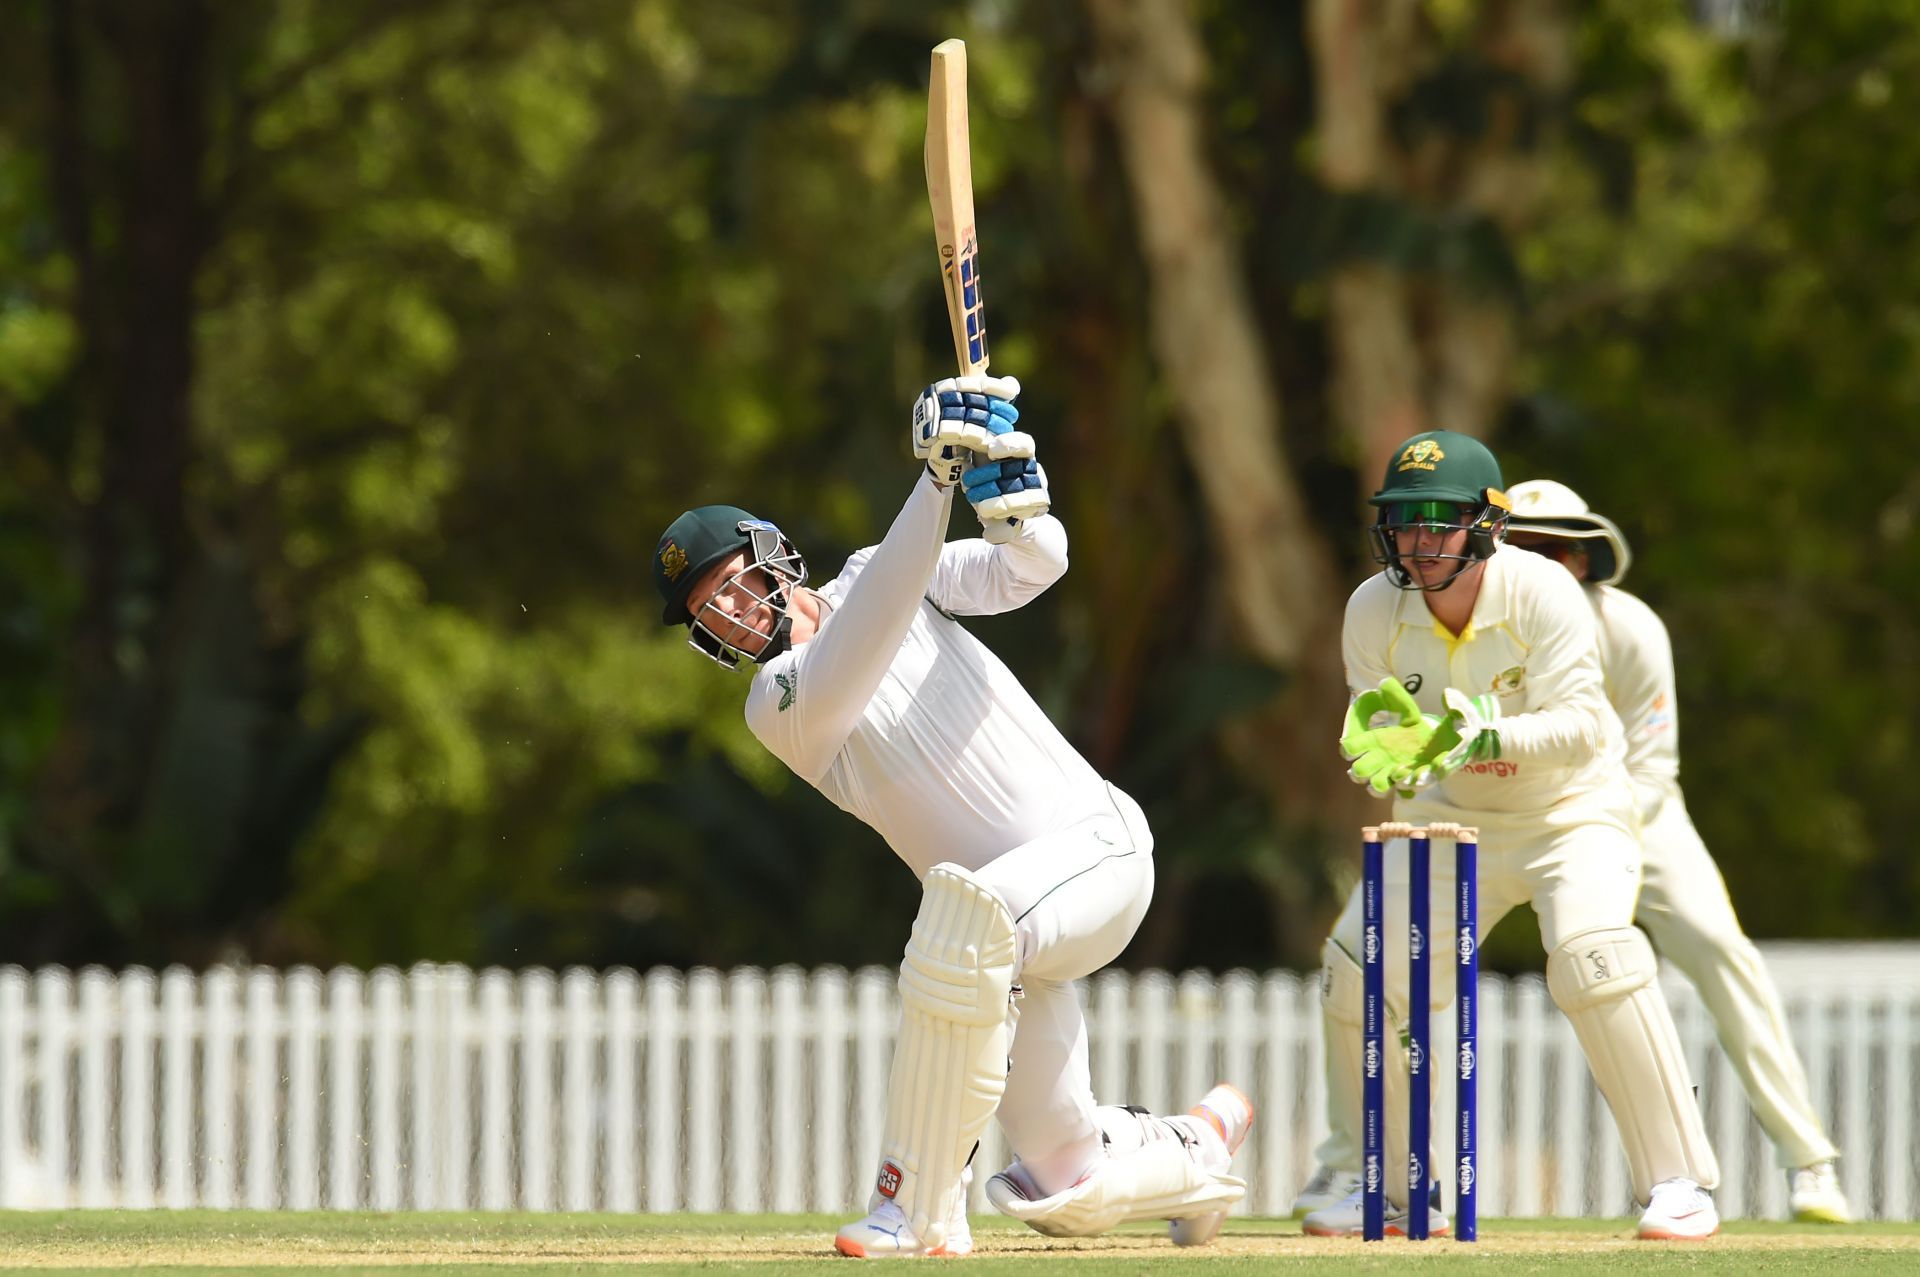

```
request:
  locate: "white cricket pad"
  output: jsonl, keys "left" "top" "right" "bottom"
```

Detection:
{"left": 1546, "top": 925, "right": 1719, "bottom": 1200}
{"left": 986, "top": 1138, "right": 1245, "bottom": 1237}
{"left": 869, "top": 863, "right": 1018, "bottom": 1251}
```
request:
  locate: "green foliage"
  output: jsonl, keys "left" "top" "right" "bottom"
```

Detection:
{"left": 1, "top": 0, "right": 1915, "bottom": 970}
{"left": 1509, "top": 0, "right": 1920, "bottom": 940}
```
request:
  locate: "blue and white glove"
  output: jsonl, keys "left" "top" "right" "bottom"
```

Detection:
{"left": 963, "top": 452, "right": 1049, "bottom": 544}
{"left": 911, "top": 374, "right": 1023, "bottom": 487}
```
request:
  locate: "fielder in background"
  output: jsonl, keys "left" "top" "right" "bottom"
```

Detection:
{"left": 652, "top": 375, "right": 1251, "bottom": 1259}
{"left": 1505, "top": 479, "right": 1849, "bottom": 1221}
{"left": 1307, "top": 431, "right": 1722, "bottom": 1240}
{"left": 1295, "top": 477, "right": 1853, "bottom": 1226}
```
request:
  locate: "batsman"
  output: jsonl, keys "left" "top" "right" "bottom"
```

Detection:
{"left": 652, "top": 376, "right": 1250, "bottom": 1258}
{"left": 1307, "top": 431, "right": 1721, "bottom": 1240}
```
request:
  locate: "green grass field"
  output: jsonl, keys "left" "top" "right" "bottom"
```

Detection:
{"left": 1, "top": 1211, "right": 1917, "bottom": 1275}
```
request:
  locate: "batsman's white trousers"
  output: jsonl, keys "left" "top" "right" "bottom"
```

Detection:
{"left": 973, "top": 783, "right": 1155, "bottom": 1168}
{"left": 1636, "top": 783, "right": 1836, "bottom": 1168}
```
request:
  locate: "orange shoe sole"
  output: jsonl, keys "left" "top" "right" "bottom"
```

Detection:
{"left": 832, "top": 1236, "right": 957, "bottom": 1259}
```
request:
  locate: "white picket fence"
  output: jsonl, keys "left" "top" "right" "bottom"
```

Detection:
{"left": 2, "top": 946, "right": 1917, "bottom": 1219}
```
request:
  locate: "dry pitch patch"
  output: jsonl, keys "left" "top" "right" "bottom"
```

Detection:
{"left": 0, "top": 1212, "right": 1916, "bottom": 1274}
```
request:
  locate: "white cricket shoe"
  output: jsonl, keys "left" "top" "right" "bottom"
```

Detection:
{"left": 1290, "top": 1164, "right": 1363, "bottom": 1217}
{"left": 1637, "top": 1177, "right": 1719, "bottom": 1240}
{"left": 1301, "top": 1183, "right": 1449, "bottom": 1238}
{"left": 835, "top": 1166, "right": 973, "bottom": 1259}
{"left": 983, "top": 1158, "right": 1042, "bottom": 1215}
{"left": 1788, "top": 1160, "right": 1850, "bottom": 1224}
{"left": 1168, "top": 1082, "right": 1256, "bottom": 1247}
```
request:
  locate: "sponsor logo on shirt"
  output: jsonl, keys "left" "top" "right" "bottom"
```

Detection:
{"left": 1459, "top": 760, "right": 1521, "bottom": 778}
{"left": 1490, "top": 665, "right": 1525, "bottom": 694}
{"left": 774, "top": 670, "right": 796, "bottom": 712}
{"left": 1402, "top": 673, "right": 1424, "bottom": 694}
{"left": 1643, "top": 692, "right": 1673, "bottom": 736}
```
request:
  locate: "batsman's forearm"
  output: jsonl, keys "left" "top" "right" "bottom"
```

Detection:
{"left": 987, "top": 512, "right": 1067, "bottom": 594}
{"left": 926, "top": 511, "right": 1067, "bottom": 615}
{"left": 791, "top": 473, "right": 951, "bottom": 740}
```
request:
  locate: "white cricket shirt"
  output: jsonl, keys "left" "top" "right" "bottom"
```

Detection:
{"left": 1588, "top": 583, "right": 1681, "bottom": 821}
{"left": 745, "top": 473, "right": 1109, "bottom": 881}
{"left": 1343, "top": 544, "right": 1629, "bottom": 819}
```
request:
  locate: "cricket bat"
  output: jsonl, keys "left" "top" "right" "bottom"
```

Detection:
{"left": 925, "top": 39, "right": 988, "bottom": 376}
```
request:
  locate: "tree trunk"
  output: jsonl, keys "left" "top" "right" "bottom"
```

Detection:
{"left": 23, "top": 0, "right": 213, "bottom": 959}
{"left": 1084, "top": 0, "right": 1337, "bottom": 668}
{"left": 1309, "top": 0, "right": 1570, "bottom": 487}
{"left": 1083, "top": 0, "right": 1372, "bottom": 962}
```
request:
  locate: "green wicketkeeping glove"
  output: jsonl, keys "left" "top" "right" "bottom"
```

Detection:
{"left": 1393, "top": 688, "right": 1503, "bottom": 792}
{"left": 1340, "top": 677, "right": 1446, "bottom": 798}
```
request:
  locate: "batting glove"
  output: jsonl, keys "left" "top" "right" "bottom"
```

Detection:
{"left": 962, "top": 448, "right": 1049, "bottom": 542}
{"left": 911, "top": 374, "right": 1022, "bottom": 487}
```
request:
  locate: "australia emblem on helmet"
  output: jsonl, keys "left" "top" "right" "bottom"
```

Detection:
{"left": 659, "top": 540, "right": 690, "bottom": 581}
{"left": 1397, "top": 439, "right": 1446, "bottom": 472}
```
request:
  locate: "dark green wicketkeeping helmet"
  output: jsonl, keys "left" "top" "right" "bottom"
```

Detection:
{"left": 1366, "top": 430, "right": 1512, "bottom": 592}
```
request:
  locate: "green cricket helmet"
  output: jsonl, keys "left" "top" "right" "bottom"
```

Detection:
{"left": 1366, "top": 430, "right": 1512, "bottom": 592}
{"left": 1505, "top": 479, "right": 1632, "bottom": 585}
{"left": 654, "top": 504, "right": 808, "bottom": 670}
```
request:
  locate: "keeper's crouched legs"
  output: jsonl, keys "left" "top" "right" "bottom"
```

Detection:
{"left": 1546, "top": 925, "right": 1720, "bottom": 1203}
{"left": 836, "top": 864, "right": 1018, "bottom": 1258}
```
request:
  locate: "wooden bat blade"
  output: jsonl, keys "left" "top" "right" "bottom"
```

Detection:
{"left": 925, "top": 38, "right": 987, "bottom": 375}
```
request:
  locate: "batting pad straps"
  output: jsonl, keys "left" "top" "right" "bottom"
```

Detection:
{"left": 1546, "top": 926, "right": 1656, "bottom": 1008}
{"left": 990, "top": 1139, "right": 1246, "bottom": 1237}
{"left": 1546, "top": 926, "right": 1720, "bottom": 1200}
{"left": 875, "top": 863, "right": 1018, "bottom": 1252}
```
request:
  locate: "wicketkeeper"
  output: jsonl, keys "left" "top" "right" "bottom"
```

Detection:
{"left": 653, "top": 375, "right": 1251, "bottom": 1258}
{"left": 1293, "top": 478, "right": 1852, "bottom": 1225}
{"left": 1304, "top": 431, "right": 1721, "bottom": 1240}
